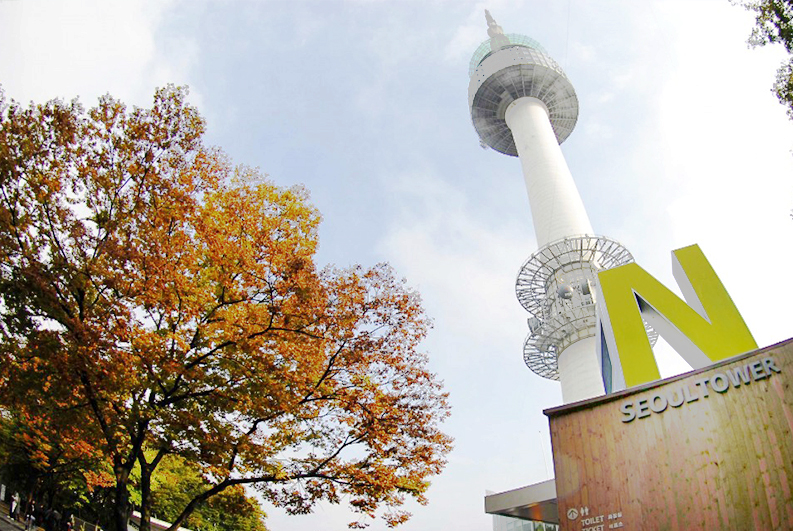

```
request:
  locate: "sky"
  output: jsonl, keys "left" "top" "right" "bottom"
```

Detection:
{"left": 2, "top": 1, "right": 793, "bottom": 530}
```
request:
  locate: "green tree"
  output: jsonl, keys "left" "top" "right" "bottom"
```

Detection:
{"left": 137, "top": 454, "right": 267, "bottom": 531}
{"left": 0, "top": 86, "right": 452, "bottom": 531}
{"left": 738, "top": 0, "right": 793, "bottom": 118}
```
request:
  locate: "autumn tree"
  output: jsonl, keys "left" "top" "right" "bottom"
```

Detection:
{"left": 0, "top": 411, "right": 118, "bottom": 524}
{"left": 0, "top": 411, "right": 102, "bottom": 512}
{"left": 736, "top": 0, "right": 793, "bottom": 118}
{"left": 0, "top": 86, "right": 451, "bottom": 531}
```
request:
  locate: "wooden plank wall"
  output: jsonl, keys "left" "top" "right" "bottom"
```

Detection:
{"left": 548, "top": 340, "right": 793, "bottom": 531}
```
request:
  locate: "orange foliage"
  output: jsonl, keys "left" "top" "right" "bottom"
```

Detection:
{"left": 0, "top": 86, "right": 451, "bottom": 530}
{"left": 84, "top": 470, "right": 116, "bottom": 492}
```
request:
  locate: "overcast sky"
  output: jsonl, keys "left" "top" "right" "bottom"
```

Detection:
{"left": 2, "top": 1, "right": 793, "bottom": 530}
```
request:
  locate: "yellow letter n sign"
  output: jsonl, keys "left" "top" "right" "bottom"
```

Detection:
{"left": 596, "top": 244, "right": 756, "bottom": 391}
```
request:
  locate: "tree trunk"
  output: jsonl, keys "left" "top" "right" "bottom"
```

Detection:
{"left": 136, "top": 447, "right": 168, "bottom": 531}
{"left": 112, "top": 471, "right": 132, "bottom": 531}
{"left": 138, "top": 462, "right": 153, "bottom": 531}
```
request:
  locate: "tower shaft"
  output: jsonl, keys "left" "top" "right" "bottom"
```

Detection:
{"left": 506, "top": 97, "right": 603, "bottom": 402}
{"left": 505, "top": 97, "right": 593, "bottom": 247}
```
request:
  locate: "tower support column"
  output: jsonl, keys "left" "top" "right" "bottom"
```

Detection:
{"left": 557, "top": 336, "right": 604, "bottom": 403}
{"left": 505, "top": 97, "right": 593, "bottom": 247}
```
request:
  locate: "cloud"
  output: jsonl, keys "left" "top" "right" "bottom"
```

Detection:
{"left": 653, "top": 2, "right": 793, "bottom": 348}
{"left": 0, "top": 0, "right": 196, "bottom": 107}
{"left": 581, "top": 120, "right": 614, "bottom": 140}
{"left": 377, "top": 167, "right": 532, "bottom": 352}
{"left": 570, "top": 41, "right": 595, "bottom": 63}
{"left": 444, "top": 22, "right": 484, "bottom": 65}
{"left": 443, "top": 0, "right": 530, "bottom": 65}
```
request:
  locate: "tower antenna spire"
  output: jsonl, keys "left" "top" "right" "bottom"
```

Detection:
{"left": 484, "top": 9, "right": 509, "bottom": 49}
{"left": 484, "top": 9, "right": 497, "bottom": 27}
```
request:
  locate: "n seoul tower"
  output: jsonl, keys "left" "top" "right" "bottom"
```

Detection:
{"left": 469, "top": 12, "right": 641, "bottom": 403}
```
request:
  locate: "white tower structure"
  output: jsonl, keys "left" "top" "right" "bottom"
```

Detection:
{"left": 468, "top": 12, "right": 640, "bottom": 403}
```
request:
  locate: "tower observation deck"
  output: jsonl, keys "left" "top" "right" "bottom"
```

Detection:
{"left": 469, "top": 11, "right": 646, "bottom": 403}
